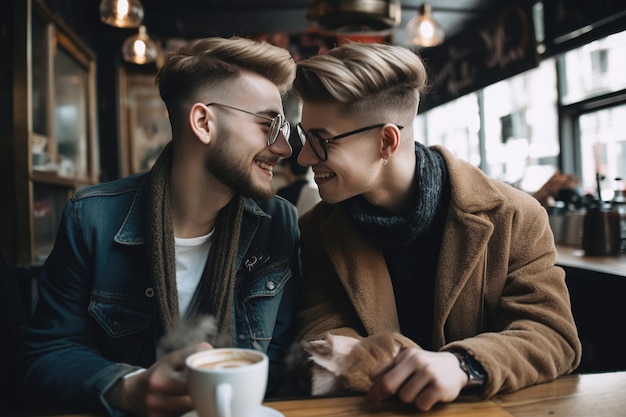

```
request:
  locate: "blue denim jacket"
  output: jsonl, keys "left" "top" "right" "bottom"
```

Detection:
{"left": 21, "top": 173, "right": 300, "bottom": 416}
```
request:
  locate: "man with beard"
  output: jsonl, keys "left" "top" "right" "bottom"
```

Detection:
{"left": 21, "top": 37, "right": 299, "bottom": 417}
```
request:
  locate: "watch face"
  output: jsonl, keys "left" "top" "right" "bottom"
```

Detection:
{"left": 452, "top": 351, "right": 485, "bottom": 387}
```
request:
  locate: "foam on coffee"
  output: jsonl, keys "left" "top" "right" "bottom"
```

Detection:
{"left": 191, "top": 349, "right": 261, "bottom": 371}
{"left": 198, "top": 357, "right": 256, "bottom": 369}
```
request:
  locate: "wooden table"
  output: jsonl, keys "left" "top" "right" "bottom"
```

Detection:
{"left": 267, "top": 371, "right": 626, "bottom": 417}
{"left": 29, "top": 371, "right": 626, "bottom": 417}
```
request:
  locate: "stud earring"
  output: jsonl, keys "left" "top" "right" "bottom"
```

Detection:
{"left": 382, "top": 157, "right": 389, "bottom": 166}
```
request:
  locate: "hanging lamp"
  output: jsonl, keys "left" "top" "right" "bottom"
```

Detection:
{"left": 405, "top": 3, "right": 445, "bottom": 47}
{"left": 308, "top": 0, "right": 401, "bottom": 33}
{"left": 100, "top": 0, "right": 144, "bottom": 28}
{"left": 121, "top": 25, "right": 158, "bottom": 65}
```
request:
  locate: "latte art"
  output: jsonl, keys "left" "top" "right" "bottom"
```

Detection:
{"left": 198, "top": 357, "right": 256, "bottom": 369}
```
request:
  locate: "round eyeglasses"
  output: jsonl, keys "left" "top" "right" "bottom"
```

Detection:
{"left": 206, "top": 102, "right": 290, "bottom": 146}
{"left": 296, "top": 123, "right": 404, "bottom": 161}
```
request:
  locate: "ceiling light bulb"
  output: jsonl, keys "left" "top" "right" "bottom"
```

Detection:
{"left": 100, "top": 0, "right": 144, "bottom": 28}
{"left": 121, "top": 25, "right": 158, "bottom": 65}
{"left": 405, "top": 3, "right": 445, "bottom": 47}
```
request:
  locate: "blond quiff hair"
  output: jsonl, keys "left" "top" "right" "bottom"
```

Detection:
{"left": 293, "top": 42, "right": 427, "bottom": 116}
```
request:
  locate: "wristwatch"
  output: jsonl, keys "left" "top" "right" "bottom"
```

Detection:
{"left": 450, "top": 350, "right": 486, "bottom": 388}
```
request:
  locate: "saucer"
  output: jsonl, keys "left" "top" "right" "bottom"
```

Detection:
{"left": 183, "top": 405, "right": 284, "bottom": 417}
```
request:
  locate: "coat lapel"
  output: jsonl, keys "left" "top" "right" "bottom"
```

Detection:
{"left": 320, "top": 206, "right": 401, "bottom": 335}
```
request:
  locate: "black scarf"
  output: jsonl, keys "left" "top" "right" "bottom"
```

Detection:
{"left": 345, "top": 142, "right": 447, "bottom": 249}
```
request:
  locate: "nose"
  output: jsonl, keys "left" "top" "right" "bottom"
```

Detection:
{"left": 270, "top": 130, "right": 292, "bottom": 158}
{"left": 297, "top": 139, "right": 319, "bottom": 167}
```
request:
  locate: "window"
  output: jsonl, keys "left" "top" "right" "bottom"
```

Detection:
{"left": 483, "top": 57, "right": 559, "bottom": 193}
{"left": 417, "top": 58, "right": 560, "bottom": 194}
{"left": 579, "top": 104, "right": 626, "bottom": 201}
{"left": 560, "top": 31, "right": 626, "bottom": 105}
{"left": 560, "top": 30, "right": 626, "bottom": 203}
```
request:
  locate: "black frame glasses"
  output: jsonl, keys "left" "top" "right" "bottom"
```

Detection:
{"left": 296, "top": 123, "right": 404, "bottom": 161}
{"left": 206, "top": 102, "right": 290, "bottom": 146}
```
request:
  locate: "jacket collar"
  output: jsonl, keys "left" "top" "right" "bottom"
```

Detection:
{"left": 114, "top": 174, "right": 270, "bottom": 245}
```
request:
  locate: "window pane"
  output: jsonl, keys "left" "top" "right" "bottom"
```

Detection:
{"left": 483, "top": 57, "right": 559, "bottom": 193}
{"left": 561, "top": 30, "right": 626, "bottom": 105}
{"left": 416, "top": 93, "right": 481, "bottom": 167}
{"left": 579, "top": 104, "right": 626, "bottom": 202}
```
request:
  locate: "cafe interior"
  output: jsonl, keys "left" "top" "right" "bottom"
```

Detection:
{"left": 1, "top": 0, "right": 626, "bottom": 415}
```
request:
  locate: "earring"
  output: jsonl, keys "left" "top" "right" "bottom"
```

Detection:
{"left": 382, "top": 157, "right": 388, "bottom": 166}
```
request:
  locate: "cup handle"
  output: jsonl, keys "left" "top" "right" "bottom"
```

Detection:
{"left": 215, "top": 383, "right": 233, "bottom": 417}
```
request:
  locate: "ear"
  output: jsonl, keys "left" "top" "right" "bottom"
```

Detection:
{"left": 380, "top": 124, "right": 401, "bottom": 158}
{"left": 189, "top": 103, "right": 212, "bottom": 145}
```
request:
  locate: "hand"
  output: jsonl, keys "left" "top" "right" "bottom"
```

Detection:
{"left": 533, "top": 171, "right": 579, "bottom": 207}
{"left": 106, "top": 342, "right": 212, "bottom": 417}
{"left": 367, "top": 349, "right": 468, "bottom": 411}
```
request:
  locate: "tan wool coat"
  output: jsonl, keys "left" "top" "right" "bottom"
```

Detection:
{"left": 296, "top": 145, "right": 582, "bottom": 399}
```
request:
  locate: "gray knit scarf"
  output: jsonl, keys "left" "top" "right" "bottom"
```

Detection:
{"left": 147, "top": 142, "right": 244, "bottom": 342}
{"left": 345, "top": 142, "right": 446, "bottom": 249}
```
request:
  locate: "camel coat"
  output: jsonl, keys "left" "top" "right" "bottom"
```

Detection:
{"left": 296, "top": 145, "right": 582, "bottom": 398}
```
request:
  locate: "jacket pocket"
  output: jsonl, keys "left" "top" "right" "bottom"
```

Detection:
{"left": 89, "top": 291, "right": 154, "bottom": 338}
{"left": 236, "top": 260, "right": 292, "bottom": 344}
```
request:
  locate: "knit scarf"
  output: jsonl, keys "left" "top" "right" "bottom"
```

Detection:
{"left": 344, "top": 142, "right": 447, "bottom": 249}
{"left": 147, "top": 142, "right": 244, "bottom": 342}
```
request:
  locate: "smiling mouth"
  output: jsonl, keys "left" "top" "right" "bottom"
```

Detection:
{"left": 256, "top": 160, "right": 275, "bottom": 173}
{"left": 314, "top": 172, "right": 335, "bottom": 179}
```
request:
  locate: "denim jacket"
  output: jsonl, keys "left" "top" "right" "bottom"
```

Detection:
{"left": 21, "top": 172, "right": 300, "bottom": 416}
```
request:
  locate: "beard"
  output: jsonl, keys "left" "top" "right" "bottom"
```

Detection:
{"left": 205, "top": 130, "right": 276, "bottom": 202}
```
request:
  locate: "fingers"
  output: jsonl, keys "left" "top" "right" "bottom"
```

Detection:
{"left": 368, "top": 348, "right": 420, "bottom": 403}
{"left": 367, "top": 349, "right": 465, "bottom": 411}
{"left": 150, "top": 342, "right": 214, "bottom": 395}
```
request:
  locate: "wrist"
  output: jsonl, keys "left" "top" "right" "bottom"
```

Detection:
{"left": 449, "top": 350, "right": 486, "bottom": 389}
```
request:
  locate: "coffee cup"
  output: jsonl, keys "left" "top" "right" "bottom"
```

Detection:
{"left": 185, "top": 348, "right": 268, "bottom": 417}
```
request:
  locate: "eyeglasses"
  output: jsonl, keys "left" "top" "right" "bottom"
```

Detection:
{"left": 206, "top": 102, "right": 290, "bottom": 146}
{"left": 296, "top": 123, "right": 404, "bottom": 161}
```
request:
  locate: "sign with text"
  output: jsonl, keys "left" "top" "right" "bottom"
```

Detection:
{"left": 418, "top": 2, "right": 539, "bottom": 113}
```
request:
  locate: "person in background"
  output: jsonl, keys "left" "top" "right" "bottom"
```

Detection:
{"left": 21, "top": 37, "right": 299, "bottom": 417}
{"left": 292, "top": 42, "right": 581, "bottom": 411}
{"left": 277, "top": 136, "right": 321, "bottom": 216}
{"left": 532, "top": 171, "right": 579, "bottom": 208}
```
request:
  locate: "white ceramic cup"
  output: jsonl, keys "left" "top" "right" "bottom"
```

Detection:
{"left": 186, "top": 348, "right": 268, "bottom": 417}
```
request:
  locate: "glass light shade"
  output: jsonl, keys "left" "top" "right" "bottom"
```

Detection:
{"left": 100, "top": 0, "right": 144, "bottom": 28}
{"left": 405, "top": 3, "right": 445, "bottom": 47}
{"left": 121, "top": 26, "right": 158, "bottom": 65}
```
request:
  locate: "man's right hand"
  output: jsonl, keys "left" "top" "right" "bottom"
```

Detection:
{"left": 106, "top": 342, "right": 212, "bottom": 417}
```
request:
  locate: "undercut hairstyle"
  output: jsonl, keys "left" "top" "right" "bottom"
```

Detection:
{"left": 156, "top": 36, "right": 296, "bottom": 124}
{"left": 292, "top": 42, "right": 427, "bottom": 117}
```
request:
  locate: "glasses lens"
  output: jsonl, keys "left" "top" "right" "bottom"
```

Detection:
{"left": 269, "top": 115, "right": 290, "bottom": 145}
{"left": 268, "top": 117, "right": 279, "bottom": 145}
{"left": 281, "top": 119, "right": 290, "bottom": 142}
{"left": 296, "top": 124, "right": 307, "bottom": 145}
{"left": 308, "top": 132, "right": 326, "bottom": 161}
{"left": 296, "top": 124, "right": 326, "bottom": 160}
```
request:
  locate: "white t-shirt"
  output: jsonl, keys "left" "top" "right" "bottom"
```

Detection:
{"left": 174, "top": 230, "right": 214, "bottom": 316}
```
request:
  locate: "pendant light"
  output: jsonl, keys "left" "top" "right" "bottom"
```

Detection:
{"left": 308, "top": 0, "right": 401, "bottom": 33}
{"left": 405, "top": 3, "right": 445, "bottom": 47}
{"left": 100, "top": 0, "right": 144, "bottom": 28}
{"left": 121, "top": 25, "right": 158, "bottom": 65}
